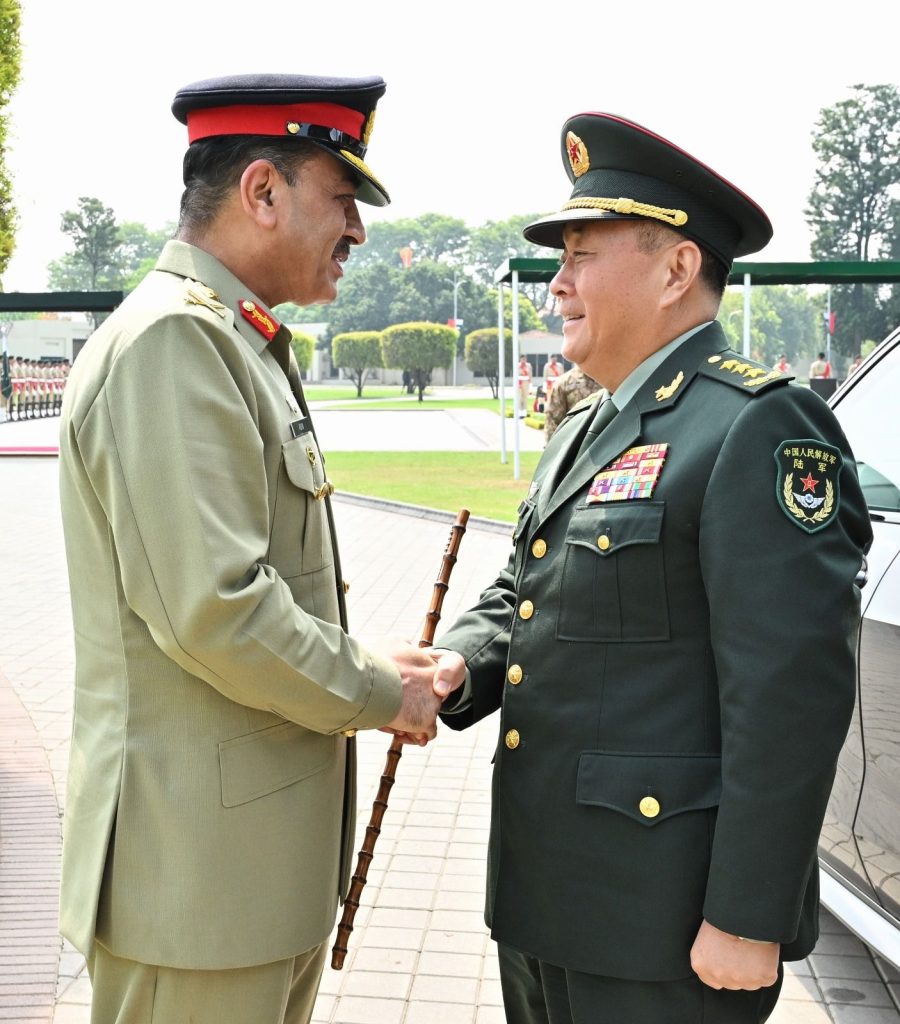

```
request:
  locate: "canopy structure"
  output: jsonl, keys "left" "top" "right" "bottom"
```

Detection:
{"left": 494, "top": 259, "right": 900, "bottom": 478}
{"left": 0, "top": 291, "right": 124, "bottom": 314}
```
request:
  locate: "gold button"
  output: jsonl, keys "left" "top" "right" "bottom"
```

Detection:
{"left": 597, "top": 534, "right": 611, "bottom": 551}
{"left": 639, "top": 796, "right": 660, "bottom": 818}
{"left": 708, "top": 354, "right": 722, "bottom": 363}
{"left": 507, "top": 664, "right": 523, "bottom": 685}
{"left": 242, "top": 300, "right": 255, "bottom": 311}
{"left": 341, "top": 729, "right": 357, "bottom": 738}
{"left": 286, "top": 121, "right": 300, "bottom": 134}
{"left": 519, "top": 600, "right": 534, "bottom": 620}
{"left": 505, "top": 729, "right": 520, "bottom": 749}
{"left": 531, "top": 538, "right": 547, "bottom": 558}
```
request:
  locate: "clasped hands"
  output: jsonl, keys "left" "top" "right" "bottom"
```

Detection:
{"left": 379, "top": 641, "right": 467, "bottom": 747}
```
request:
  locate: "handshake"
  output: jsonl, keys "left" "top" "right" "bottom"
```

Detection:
{"left": 378, "top": 639, "right": 467, "bottom": 746}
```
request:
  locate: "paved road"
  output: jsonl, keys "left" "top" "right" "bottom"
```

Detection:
{"left": 0, "top": 411, "right": 897, "bottom": 1023}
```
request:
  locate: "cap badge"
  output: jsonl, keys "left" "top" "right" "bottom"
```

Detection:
{"left": 566, "top": 131, "right": 590, "bottom": 177}
{"left": 239, "top": 299, "right": 280, "bottom": 342}
{"left": 655, "top": 370, "right": 684, "bottom": 402}
{"left": 587, "top": 444, "right": 670, "bottom": 503}
{"left": 774, "top": 440, "right": 842, "bottom": 533}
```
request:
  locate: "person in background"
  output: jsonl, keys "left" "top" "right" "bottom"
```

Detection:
{"left": 774, "top": 353, "right": 790, "bottom": 373}
{"left": 57, "top": 73, "right": 442, "bottom": 1024}
{"left": 517, "top": 354, "right": 533, "bottom": 415}
{"left": 809, "top": 351, "right": 831, "bottom": 378}
{"left": 848, "top": 353, "right": 863, "bottom": 375}
{"left": 542, "top": 364, "right": 601, "bottom": 444}
{"left": 431, "top": 110, "right": 871, "bottom": 1024}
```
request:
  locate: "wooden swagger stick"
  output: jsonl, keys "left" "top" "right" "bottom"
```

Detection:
{"left": 331, "top": 508, "right": 470, "bottom": 970}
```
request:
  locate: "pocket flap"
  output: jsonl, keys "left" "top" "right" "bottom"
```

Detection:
{"left": 576, "top": 750, "right": 721, "bottom": 827}
{"left": 282, "top": 437, "right": 325, "bottom": 494}
{"left": 565, "top": 502, "right": 664, "bottom": 557}
{"left": 219, "top": 720, "right": 335, "bottom": 808}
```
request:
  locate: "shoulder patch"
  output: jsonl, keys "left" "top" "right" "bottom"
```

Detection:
{"left": 774, "top": 440, "right": 842, "bottom": 533}
{"left": 699, "top": 351, "right": 792, "bottom": 395}
{"left": 183, "top": 279, "right": 226, "bottom": 318}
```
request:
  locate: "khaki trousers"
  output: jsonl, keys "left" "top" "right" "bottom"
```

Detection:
{"left": 86, "top": 940, "right": 327, "bottom": 1024}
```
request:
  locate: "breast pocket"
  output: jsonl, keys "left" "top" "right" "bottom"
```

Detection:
{"left": 556, "top": 501, "right": 669, "bottom": 643}
{"left": 268, "top": 435, "right": 333, "bottom": 578}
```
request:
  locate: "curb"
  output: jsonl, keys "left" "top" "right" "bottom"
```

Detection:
{"left": 334, "top": 491, "right": 513, "bottom": 536}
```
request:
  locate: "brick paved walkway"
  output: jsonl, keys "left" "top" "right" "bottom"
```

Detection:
{"left": 0, "top": 417, "right": 898, "bottom": 1022}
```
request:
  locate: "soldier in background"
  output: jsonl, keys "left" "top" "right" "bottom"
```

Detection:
{"left": 543, "top": 364, "right": 601, "bottom": 443}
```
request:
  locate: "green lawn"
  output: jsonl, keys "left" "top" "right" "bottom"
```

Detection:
{"left": 326, "top": 451, "right": 542, "bottom": 522}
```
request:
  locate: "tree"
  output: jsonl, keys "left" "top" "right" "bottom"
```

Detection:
{"left": 380, "top": 322, "right": 456, "bottom": 402}
{"left": 352, "top": 214, "right": 470, "bottom": 270}
{"left": 464, "top": 328, "right": 513, "bottom": 398}
{"left": 55, "top": 197, "right": 122, "bottom": 293}
{"left": 331, "top": 331, "right": 383, "bottom": 396}
{"left": 805, "top": 84, "right": 900, "bottom": 356}
{"left": 290, "top": 331, "right": 315, "bottom": 376}
{"left": 466, "top": 214, "right": 553, "bottom": 313}
{"left": 118, "top": 221, "right": 175, "bottom": 292}
{"left": 0, "top": 0, "right": 22, "bottom": 284}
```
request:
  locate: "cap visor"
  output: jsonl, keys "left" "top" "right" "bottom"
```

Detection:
{"left": 523, "top": 207, "right": 633, "bottom": 248}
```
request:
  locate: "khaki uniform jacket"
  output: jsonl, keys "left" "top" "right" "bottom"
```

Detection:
{"left": 439, "top": 322, "right": 872, "bottom": 982}
{"left": 58, "top": 241, "right": 402, "bottom": 970}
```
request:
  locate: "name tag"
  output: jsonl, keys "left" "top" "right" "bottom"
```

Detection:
{"left": 587, "top": 444, "right": 670, "bottom": 503}
{"left": 289, "top": 416, "right": 311, "bottom": 438}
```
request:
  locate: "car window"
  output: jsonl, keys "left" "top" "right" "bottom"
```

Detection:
{"left": 832, "top": 338, "right": 900, "bottom": 513}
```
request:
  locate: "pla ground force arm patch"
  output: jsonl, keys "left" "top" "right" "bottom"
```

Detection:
{"left": 775, "top": 440, "right": 842, "bottom": 533}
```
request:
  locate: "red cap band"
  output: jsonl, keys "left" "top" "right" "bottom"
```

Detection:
{"left": 186, "top": 102, "right": 365, "bottom": 143}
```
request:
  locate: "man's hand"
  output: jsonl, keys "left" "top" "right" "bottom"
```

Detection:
{"left": 433, "top": 650, "right": 467, "bottom": 700}
{"left": 380, "top": 640, "right": 443, "bottom": 746}
{"left": 690, "top": 919, "right": 780, "bottom": 990}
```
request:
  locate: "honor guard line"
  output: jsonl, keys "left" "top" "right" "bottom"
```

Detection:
{"left": 495, "top": 258, "right": 900, "bottom": 481}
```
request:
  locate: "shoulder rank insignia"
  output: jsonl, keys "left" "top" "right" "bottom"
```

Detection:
{"left": 184, "top": 282, "right": 226, "bottom": 318}
{"left": 587, "top": 444, "right": 670, "bottom": 503}
{"left": 701, "top": 351, "right": 791, "bottom": 394}
{"left": 238, "top": 299, "right": 280, "bottom": 341}
{"left": 774, "top": 440, "right": 842, "bottom": 533}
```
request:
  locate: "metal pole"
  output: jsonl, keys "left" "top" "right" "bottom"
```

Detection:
{"left": 742, "top": 273, "right": 751, "bottom": 358}
{"left": 452, "top": 275, "right": 460, "bottom": 387}
{"left": 512, "top": 272, "right": 521, "bottom": 481}
{"left": 498, "top": 284, "right": 507, "bottom": 465}
{"left": 826, "top": 286, "right": 832, "bottom": 373}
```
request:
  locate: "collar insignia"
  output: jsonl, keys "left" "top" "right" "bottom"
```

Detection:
{"left": 239, "top": 299, "right": 280, "bottom": 342}
{"left": 655, "top": 370, "right": 684, "bottom": 402}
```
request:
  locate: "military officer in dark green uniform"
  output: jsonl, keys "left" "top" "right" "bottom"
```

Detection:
{"left": 432, "top": 112, "right": 872, "bottom": 1024}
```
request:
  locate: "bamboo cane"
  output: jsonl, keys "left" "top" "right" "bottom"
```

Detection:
{"left": 331, "top": 508, "right": 470, "bottom": 970}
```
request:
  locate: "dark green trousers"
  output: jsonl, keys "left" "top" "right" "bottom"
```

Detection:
{"left": 498, "top": 944, "right": 784, "bottom": 1024}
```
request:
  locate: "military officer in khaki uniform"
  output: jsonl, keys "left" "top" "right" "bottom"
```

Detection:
{"left": 58, "top": 74, "right": 443, "bottom": 1024}
{"left": 432, "top": 113, "right": 872, "bottom": 1024}
{"left": 543, "top": 365, "right": 601, "bottom": 442}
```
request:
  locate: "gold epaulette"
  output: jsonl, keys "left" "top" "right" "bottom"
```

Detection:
{"left": 698, "top": 352, "right": 793, "bottom": 394}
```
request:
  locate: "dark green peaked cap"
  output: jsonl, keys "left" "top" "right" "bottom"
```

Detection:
{"left": 524, "top": 112, "right": 772, "bottom": 267}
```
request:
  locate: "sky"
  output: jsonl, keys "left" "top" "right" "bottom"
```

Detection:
{"left": 3, "top": 0, "right": 899, "bottom": 292}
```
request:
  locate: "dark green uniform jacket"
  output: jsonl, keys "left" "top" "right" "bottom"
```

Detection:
{"left": 439, "top": 321, "right": 872, "bottom": 982}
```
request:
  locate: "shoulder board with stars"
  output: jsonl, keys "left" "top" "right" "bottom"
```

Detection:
{"left": 697, "top": 351, "right": 793, "bottom": 394}
{"left": 183, "top": 279, "right": 226, "bottom": 318}
{"left": 238, "top": 299, "right": 280, "bottom": 342}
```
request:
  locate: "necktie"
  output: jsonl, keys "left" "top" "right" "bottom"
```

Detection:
{"left": 575, "top": 390, "right": 618, "bottom": 461}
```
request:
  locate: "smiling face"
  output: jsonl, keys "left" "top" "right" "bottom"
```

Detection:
{"left": 550, "top": 219, "right": 684, "bottom": 391}
{"left": 271, "top": 149, "right": 366, "bottom": 307}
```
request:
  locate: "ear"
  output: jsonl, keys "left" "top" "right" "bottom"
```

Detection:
{"left": 238, "top": 159, "right": 281, "bottom": 229}
{"left": 659, "top": 239, "right": 703, "bottom": 309}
